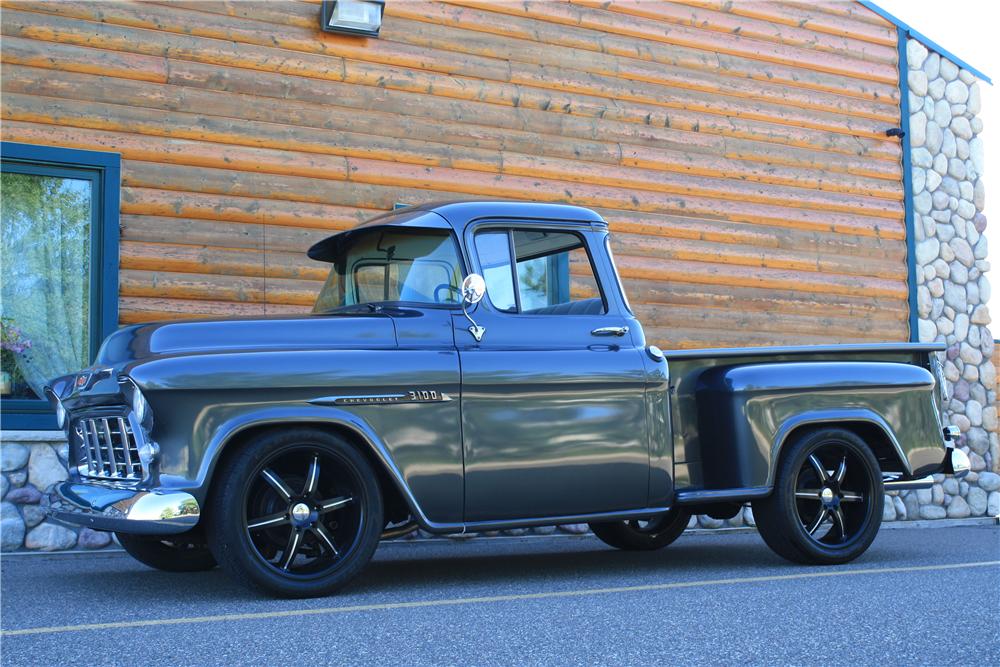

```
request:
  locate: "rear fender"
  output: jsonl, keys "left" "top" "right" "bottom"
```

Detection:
{"left": 694, "top": 361, "right": 942, "bottom": 490}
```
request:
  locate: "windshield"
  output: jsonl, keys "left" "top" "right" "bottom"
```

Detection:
{"left": 313, "top": 229, "right": 463, "bottom": 312}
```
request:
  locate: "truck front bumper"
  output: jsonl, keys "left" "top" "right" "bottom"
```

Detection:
{"left": 47, "top": 481, "right": 200, "bottom": 535}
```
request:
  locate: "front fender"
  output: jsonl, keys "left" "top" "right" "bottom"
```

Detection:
{"left": 191, "top": 405, "right": 439, "bottom": 529}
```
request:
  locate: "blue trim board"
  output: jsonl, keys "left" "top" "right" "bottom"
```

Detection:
{"left": 0, "top": 141, "right": 121, "bottom": 430}
{"left": 895, "top": 28, "right": 920, "bottom": 343}
{"left": 859, "top": 0, "right": 991, "bottom": 85}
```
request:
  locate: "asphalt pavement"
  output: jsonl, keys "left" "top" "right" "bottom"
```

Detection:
{"left": 1, "top": 523, "right": 998, "bottom": 666}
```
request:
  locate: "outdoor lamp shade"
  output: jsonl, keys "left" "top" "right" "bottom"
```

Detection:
{"left": 320, "top": 0, "right": 385, "bottom": 37}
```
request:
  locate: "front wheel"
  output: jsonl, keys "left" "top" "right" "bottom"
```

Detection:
{"left": 589, "top": 508, "right": 691, "bottom": 551}
{"left": 207, "top": 428, "right": 384, "bottom": 598}
{"left": 753, "top": 427, "right": 883, "bottom": 565}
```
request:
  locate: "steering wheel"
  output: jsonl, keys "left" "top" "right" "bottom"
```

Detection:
{"left": 433, "top": 283, "right": 461, "bottom": 304}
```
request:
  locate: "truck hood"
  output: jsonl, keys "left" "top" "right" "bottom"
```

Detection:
{"left": 95, "top": 313, "right": 398, "bottom": 366}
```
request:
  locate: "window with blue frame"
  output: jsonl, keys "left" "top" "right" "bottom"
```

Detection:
{"left": 1, "top": 142, "right": 119, "bottom": 430}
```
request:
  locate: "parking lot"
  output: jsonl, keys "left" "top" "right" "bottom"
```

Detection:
{"left": 2, "top": 523, "right": 998, "bottom": 666}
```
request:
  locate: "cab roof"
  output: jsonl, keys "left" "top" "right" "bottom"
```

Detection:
{"left": 308, "top": 200, "right": 607, "bottom": 262}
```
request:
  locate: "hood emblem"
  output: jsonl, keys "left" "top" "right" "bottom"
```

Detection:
{"left": 310, "top": 390, "right": 452, "bottom": 406}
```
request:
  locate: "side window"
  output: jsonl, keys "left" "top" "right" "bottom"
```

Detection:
{"left": 474, "top": 231, "right": 516, "bottom": 312}
{"left": 474, "top": 228, "right": 605, "bottom": 315}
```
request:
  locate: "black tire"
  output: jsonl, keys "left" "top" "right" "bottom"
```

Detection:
{"left": 206, "top": 428, "right": 383, "bottom": 598}
{"left": 116, "top": 532, "right": 217, "bottom": 572}
{"left": 753, "top": 427, "right": 884, "bottom": 565}
{"left": 589, "top": 508, "right": 691, "bottom": 551}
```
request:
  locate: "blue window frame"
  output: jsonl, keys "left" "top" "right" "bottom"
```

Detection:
{"left": 1, "top": 142, "right": 120, "bottom": 430}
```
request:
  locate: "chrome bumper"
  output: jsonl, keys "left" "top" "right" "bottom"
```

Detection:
{"left": 47, "top": 481, "right": 200, "bottom": 535}
{"left": 883, "top": 446, "right": 971, "bottom": 491}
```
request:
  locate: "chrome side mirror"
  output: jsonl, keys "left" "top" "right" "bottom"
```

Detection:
{"left": 460, "top": 274, "right": 486, "bottom": 342}
{"left": 461, "top": 274, "right": 486, "bottom": 306}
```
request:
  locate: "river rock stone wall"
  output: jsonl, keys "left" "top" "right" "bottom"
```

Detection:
{"left": 1, "top": 434, "right": 112, "bottom": 551}
{"left": 905, "top": 38, "right": 1000, "bottom": 522}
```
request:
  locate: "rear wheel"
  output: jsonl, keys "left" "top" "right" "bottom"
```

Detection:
{"left": 207, "top": 428, "right": 383, "bottom": 598}
{"left": 117, "top": 532, "right": 217, "bottom": 572}
{"left": 589, "top": 508, "right": 691, "bottom": 551}
{"left": 753, "top": 428, "right": 883, "bottom": 565}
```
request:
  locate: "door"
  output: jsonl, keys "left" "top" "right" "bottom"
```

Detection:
{"left": 457, "top": 224, "right": 650, "bottom": 522}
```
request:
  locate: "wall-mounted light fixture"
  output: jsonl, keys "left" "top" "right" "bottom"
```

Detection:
{"left": 320, "top": 0, "right": 385, "bottom": 37}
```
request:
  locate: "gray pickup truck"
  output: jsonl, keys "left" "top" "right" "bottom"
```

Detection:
{"left": 46, "top": 201, "right": 970, "bottom": 598}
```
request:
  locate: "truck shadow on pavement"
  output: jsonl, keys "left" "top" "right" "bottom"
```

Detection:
{"left": 34, "top": 534, "right": 907, "bottom": 606}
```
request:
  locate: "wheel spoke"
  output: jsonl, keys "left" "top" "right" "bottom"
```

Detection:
{"left": 834, "top": 456, "right": 847, "bottom": 484}
{"left": 311, "top": 522, "right": 340, "bottom": 557}
{"left": 280, "top": 529, "right": 303, "bottom": 570}
{"left": 304, "top": 455, "right": 321, "bottom": 496}
{"left": 247, "top": 511, "right": 290, "bottom": 531}
{"left": 319, "top": 496, "right": 354, "bottom": 513}
{"left": 831, "top": 507, "right": 847, "bottom": 539}
{"left": 841, "top": 491, "right": 864, "bottom": 503}
{"left": 261, "top": 468, "right": 294, "bottom": 502}
{"left": 808, "top": 454, "right": 829, "bottom": 482}
{"left": 795, "top": 489, "right": 823, "bottom": 500}
{"left": 806, "top": 508, "right": 829, "bottom": 535}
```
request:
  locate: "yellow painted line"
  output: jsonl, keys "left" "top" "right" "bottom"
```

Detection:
{"left": 3, "top": 560, "right": 998, "bottom": 638}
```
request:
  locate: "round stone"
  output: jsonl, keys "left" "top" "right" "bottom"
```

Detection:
{"left": 25, "top": 522, "right": 77, "bottom": 551}
{"left": 951, "top": 116, "right": 973, "bottom": 140}
{"left": 907, "top": 39, "right": 928, "bottom": 69}
{"left": 77, "top": 528, "right": 113, "bottom": 549}
{"left": 988, "top": 491, "right": 1000, "bottom": 517}
{"left": 946, "top": 495, "right": 970, "bottom": 518}
{"left": 21, "top": 504, "right": 46, "bottom": 529}
{"left": 893, "top": 495, "right": 908, "bottom": 520}
{"left": 557, "top": 523, "right": 589, "bottom": 534}
{"left": 882, "top": 496, "right": 896, "bottom": 521}
{"left": 4, "top": 484, "right": 42, "bottom": 505}
{"left": 1, "top": 445, "right": 29, "bottom": 472}
{"left": 966, "top": 487, "right": 988, "bottom": 516}
{"left": 944, "top": 80, "right": 969, "bottom": 104}
{"left": 977, "top": 472, "right": 1000, "bottom": 492}
{"left": 939, "top": 58, "right": 959, "bottom": 81}
{"left": 919, "top": 505, "right": 947, "bottom": 520}
{"left": 27, "top": 446, "right": 68, "bottom": 493}
{"left": 0, "top": 515, "right": 25, "bottom": 552}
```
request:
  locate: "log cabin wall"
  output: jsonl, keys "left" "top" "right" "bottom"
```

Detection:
{"left": 0, "top": 0, "right": 907, "bottom": 349}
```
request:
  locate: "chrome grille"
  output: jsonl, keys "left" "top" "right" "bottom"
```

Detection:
{"left": 75, "top": 416, "right": 142, "bottom": 481}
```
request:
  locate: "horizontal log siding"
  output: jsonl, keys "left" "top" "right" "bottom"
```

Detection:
{"left": 0, "top": 0, "right": 907, "bottom": 347}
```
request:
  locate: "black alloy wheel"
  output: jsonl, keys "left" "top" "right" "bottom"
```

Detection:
{"left": 590, "top": 507, "right": 692, "bottom": 551}
{"left": 208, "top": 429, "right": 383, "bottom": 598}
{"left": 754, "top": 427, "right": 883, "bottom": 565}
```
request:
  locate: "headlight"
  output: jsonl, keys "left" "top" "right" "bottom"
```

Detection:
{"left": 131, "top": 385, "right": 150, "bottom": 424}
{"left": 55, "top": 400, "right": 67, "bottom": 429}
{"left": 119, "top": 376, "right": 153, "bottom": 428}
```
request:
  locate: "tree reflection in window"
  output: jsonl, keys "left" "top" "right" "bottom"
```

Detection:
{"left": 1, "top": 173, "right": 92, "bottom": 400}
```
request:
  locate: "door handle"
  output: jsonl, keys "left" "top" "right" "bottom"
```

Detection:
{"left": 591, "top": 326, "right": 629, "bottom": 337}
